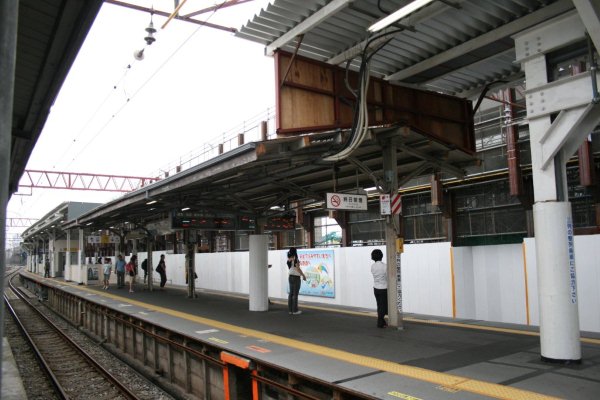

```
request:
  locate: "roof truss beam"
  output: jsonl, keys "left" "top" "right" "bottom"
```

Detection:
{"left": 572, "top": 0, "right": 600, "bottom": 53}
{"left": 396, "top": 140, "right": 465, "bottom": 179}
{"left": 265, "top": 0, "right": 355, "bottom": 56}
{"left": 385, "top": 0, "right": 573, "bottom": 82}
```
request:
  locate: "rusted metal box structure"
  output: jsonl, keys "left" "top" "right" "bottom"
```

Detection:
{"left": 275, "top": 51, "right": 475, "bottom": 154}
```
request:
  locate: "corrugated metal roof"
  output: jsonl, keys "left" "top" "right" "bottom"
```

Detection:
{"left": 237, "top": 0, "right": 574, "bottom": 95}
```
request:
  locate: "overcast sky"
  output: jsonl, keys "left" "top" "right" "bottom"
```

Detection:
{"left": 7, "top": 0, "right": 275, "bottom": 246}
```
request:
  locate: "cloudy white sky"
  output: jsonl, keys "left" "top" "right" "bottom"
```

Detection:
{"left": 7, "top": 0, "right": 275, "bottom": 246}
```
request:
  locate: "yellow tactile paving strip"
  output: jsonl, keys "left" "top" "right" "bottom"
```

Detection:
{"left": 272, "top": 299, "right": 600, "bottom": 346}
{"left": 66, "top": 283, "right": 566, "bottom": 400}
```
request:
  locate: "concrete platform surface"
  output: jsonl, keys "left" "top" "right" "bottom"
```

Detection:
{"left": 25, "top": 273, "right": 600, "bottom": 399}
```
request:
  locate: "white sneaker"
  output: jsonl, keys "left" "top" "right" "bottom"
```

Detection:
{"left": 293, "top": 311, "right": 302, "bottom": 315}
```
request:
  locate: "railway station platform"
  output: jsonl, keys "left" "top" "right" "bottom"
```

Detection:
{"left": 1, "top": 338, "right": 27, "bottom": 400}
{"left": 20, "top": 272, "right": 600, "bottom": 399}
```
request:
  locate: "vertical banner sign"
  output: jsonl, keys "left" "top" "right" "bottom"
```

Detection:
{"left": 396, "top": 252, "right": 402, "bottom": 313}
{"left": 566, "top": 217, "right": 577, "bottom": 304}
{"left": 391, "top": 193, "right": 402, "bottom": 215}
{"left": 380, "top": 194, "right": 391, "bottom": 215}
{"left": 297, "top": 249, "right": 335, "bottom": 298}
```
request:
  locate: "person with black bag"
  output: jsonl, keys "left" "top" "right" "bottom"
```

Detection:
{"left": 141, "top": 258, "right": 148, "bottom": 283}
{"left": 156, "top": 254, "right": 167, "bottom": 289}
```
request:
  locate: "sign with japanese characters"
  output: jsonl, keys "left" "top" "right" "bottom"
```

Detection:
{"left": 380, "top": 194, "right": 391, "bottom": 215}
{"left": 326, "top": 192, "right": 367, "bottom": 211}
{"left": 87, "top": 235, "right": 119, "bottom": 244}
{"left": 297, "top": 249, "right": 335, "bottom": 298}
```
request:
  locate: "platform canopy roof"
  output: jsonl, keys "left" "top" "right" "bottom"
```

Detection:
{"left": 8, "top": 0, "right": 103, "bottom": 196}
{"left": 236, "top": 0, "right": 573, "bottom": 96}
{"left": 67, "top": 126, "right": 475, "bottom": 231}
{"left": 52, "top": 0, "right": 595, "bottom": 232}
{"left": 65, "top": 0, "right": 586, "bottom": 232}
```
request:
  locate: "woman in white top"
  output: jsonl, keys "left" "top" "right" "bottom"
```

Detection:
{"left": 371, "top": 249, "right": 388, "bottom": 328}
{"left": 287, "top": 247, "right": 306, "bottom": 315}
{"left": 102, "top": 258, "right": 112, "bottom": 290}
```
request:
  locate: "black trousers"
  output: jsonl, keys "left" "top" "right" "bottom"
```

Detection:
{"left": 373, "top": 288, "right": 388, "bottom": 327}
{"left": 288, "top": 275, "right": 301, "bottom": 313}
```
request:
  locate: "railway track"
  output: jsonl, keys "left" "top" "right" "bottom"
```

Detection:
{"left": 4, "top": 270, "right": 141, "bottom": 400}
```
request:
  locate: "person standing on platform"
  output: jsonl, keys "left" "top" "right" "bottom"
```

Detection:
{"left": 102, "top": 258, "right": 112, "bottom": 290}
{"left": 115, "top": 254, "right": 126, "bottom": 289}
{"left": 156, "top": 254, "right": 167, "bottom": 289}
{"left": 370, "top": 249, "right": 388, "bottom": 328}
{"left": 287, "top": 247, "right": 306, "bottom": 315}
{"left": 126, "top": 255, "right": 137, "bottom": 293}
{"left": 44, "top": 258, "right": 50, "bottom": 278}
{"left": 141, "top": 258, "right": 148, "bottom": 283}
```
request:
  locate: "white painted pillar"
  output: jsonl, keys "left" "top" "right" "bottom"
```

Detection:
{"left": 248, "top": 234, "right": 269, "bottom": 311}
{"left": 34, "top": 242, "right": 38, "bottom": 273}
{"left": 78, "top": 229, "right": 84, "bottom": 284}
{"left": 65, "top": 230, "right": 71, "bottom": 281}
{"left": 49, "top": 231, "right": 55, "bottom": 277}
{"left": 534, "top": 202, "right": 581, "bottom": 361}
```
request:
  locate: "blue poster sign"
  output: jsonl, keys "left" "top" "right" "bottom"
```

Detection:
{"left": 566, "top": 217, "right": 577, "bottom": 304}
{"left": 297, "top": 249, "right": 335, "bottom": 298}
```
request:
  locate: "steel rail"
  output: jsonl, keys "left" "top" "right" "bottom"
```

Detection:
{"left": 4, "top": 271, "right": 141, "bottom": 400}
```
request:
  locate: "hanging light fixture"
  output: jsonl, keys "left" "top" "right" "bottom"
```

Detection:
{"left": 368, "top": 0, "right": 435, "bottom": 32}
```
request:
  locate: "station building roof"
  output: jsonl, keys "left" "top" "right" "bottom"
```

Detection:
{"left": 235, "top": 0, "right": 573, "bottom": 97}
{"left": 64, "top": 126, "right": 476, "bottom": 231}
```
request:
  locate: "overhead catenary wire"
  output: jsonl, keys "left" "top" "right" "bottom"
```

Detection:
{"left": 20, "top": 5, "right": 226, "bottom": 218}
{"left": 66, "top": 4, "right": 226, "bottom": 170}
{"left": 51, "top": 64, "right": 134, "bottom": 170}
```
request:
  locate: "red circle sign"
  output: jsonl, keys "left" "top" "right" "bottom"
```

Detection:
{"left": 331, "top": 195, "right": 341, "bottom": 207}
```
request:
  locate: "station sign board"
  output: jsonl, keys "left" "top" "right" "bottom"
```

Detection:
{"left": 326, "top": 192, "right": 367, "bottom": 211}
{"left": 87, "top": 235, "right": 119, "bottom": 244}
{"left": 171, "top": 211, "right": 235, "bottom": 230}
{"left": 171, "top": 211, "right": 257, "bottom": 231}
{"left": 263, "top": 214, "right": 296, "bottom": 231}
{"left": 237, "top": 215, "right": 256, "bottom": 231}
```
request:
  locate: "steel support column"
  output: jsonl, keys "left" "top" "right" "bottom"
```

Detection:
{"left": 186, "top": 233, "right": 197, "bottom": 298}
{"left": 147, "top": 239, "right": 154, "bottom": 291}
{"left": 513, "top": 12, "right": 592, "bottom": 362}
{"left": 383, "top": 140, "right": 402, "bottom": 328}
{"left": 0, "top": 0, "right": 18, "bottom": 387}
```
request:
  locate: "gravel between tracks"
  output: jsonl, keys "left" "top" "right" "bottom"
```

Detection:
{"left": 5, "top": 283, "right": 175, "bottom": 400}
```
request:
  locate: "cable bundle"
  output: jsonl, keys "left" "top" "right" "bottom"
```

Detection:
{"left": 323, "top": 30, "right": 401, "bottom": 163}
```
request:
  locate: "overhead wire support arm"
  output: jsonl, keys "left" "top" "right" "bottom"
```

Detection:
{"left": 104, "top": 0, "right": 237, "bottom": 33}
{"left": 20, "top": 170, "right": 160, "bottom": 193}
